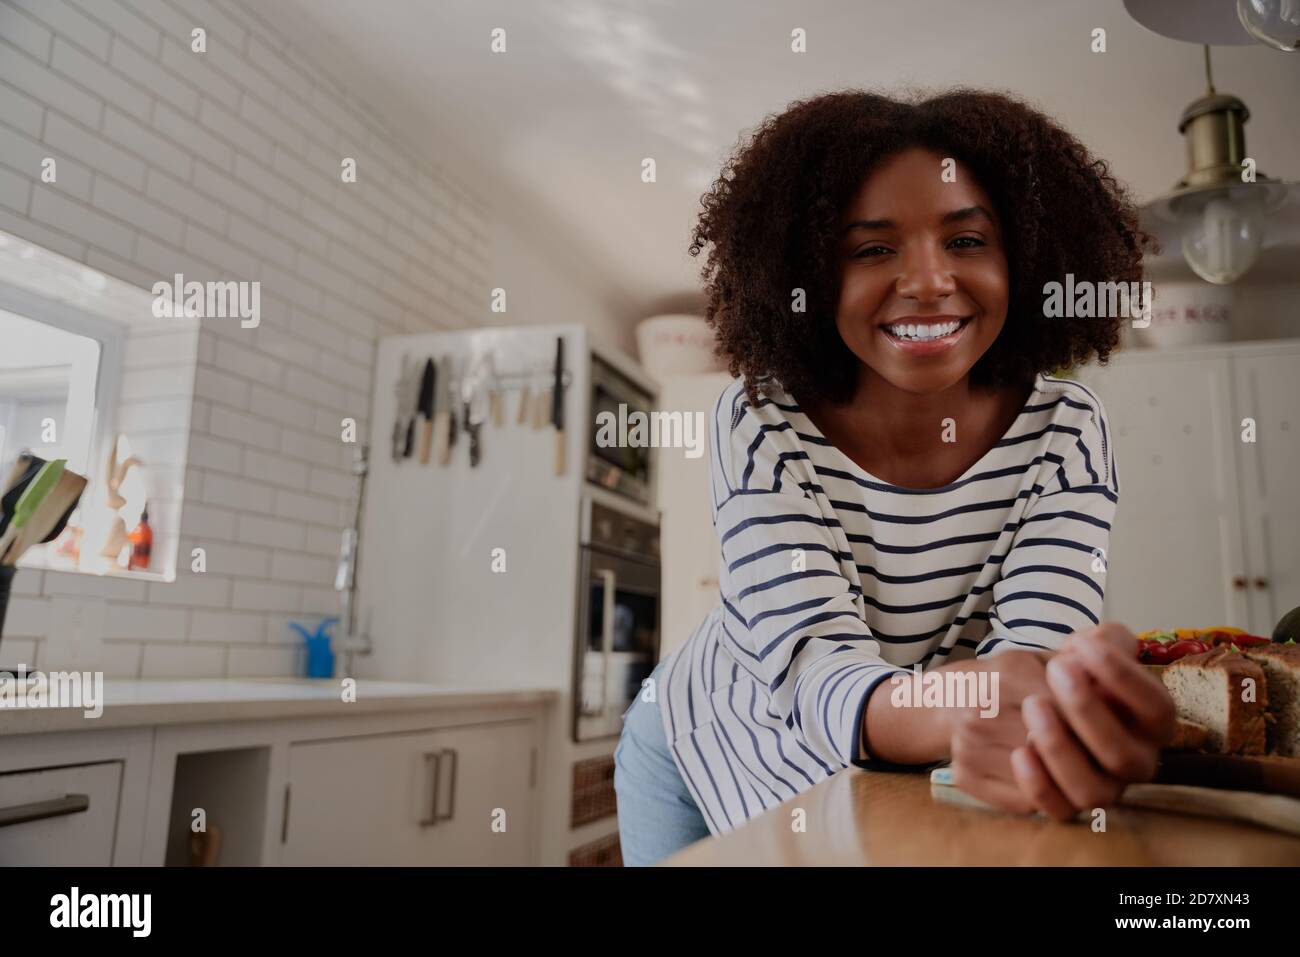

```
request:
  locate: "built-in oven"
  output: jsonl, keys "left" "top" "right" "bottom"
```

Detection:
{"left": 573, "top": 499, "right": 660, "bottom": 742}
{"left": 586, "top": 355, "right": 654, "bottom": 508}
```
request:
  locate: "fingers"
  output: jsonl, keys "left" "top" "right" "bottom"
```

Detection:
{"left": 1011, "top": 743, "right": 1077, "bottom": 821}
{"left": 1045, "top": 655, "right": 1160, "bottom": 782}
{"left": 1021, "top": 694, "right": 1126, "bottom": 810}
{"left": 955, "top": 767, "right": 1037, "bottom": 816}
{"left": 1060, "top": 624, "right": 1177, "bottom": 745}
{"left": 950, "top": 711, "right": 1037, "bottom": 815}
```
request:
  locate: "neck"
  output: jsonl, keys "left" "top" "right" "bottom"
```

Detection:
{"left": 841, "top": 367, "right": 981, "bottom": 456}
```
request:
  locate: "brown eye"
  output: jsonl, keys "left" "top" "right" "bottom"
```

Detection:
{"left": 852, "top": 245, "right": 892, "bottom": 259}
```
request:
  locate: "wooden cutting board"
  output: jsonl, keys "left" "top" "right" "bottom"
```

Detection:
{"left": 1156, "top": 751, "right": 1300, "bottom": 799}
{"left": 1121, "top": 783, "right": 1300, "bottom": 836}
{"left": 931, "top": 773, "right": 1300, "bottom": 836}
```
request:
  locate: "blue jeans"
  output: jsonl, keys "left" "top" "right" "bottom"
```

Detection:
{"left": 613, "top": 662, "right": 711, "bottom": 866}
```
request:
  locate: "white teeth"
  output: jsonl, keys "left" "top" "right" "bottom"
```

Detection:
{"left": 885, "top": 319, "right": 964, "bottom": 341}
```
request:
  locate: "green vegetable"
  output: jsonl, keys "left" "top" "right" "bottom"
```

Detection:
{"left": 11, "top": 459, "right": 66, "bottom": 528}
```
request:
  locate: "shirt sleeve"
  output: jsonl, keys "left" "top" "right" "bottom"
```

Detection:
{"left": 977, "top": 394, "right": 1119, "bottom": 657}
{"left": 711, "top": 383, "right": 908, "bottom": 769}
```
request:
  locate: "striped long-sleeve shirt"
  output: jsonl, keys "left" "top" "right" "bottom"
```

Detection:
{"left": 657, "top": 373, "right": 1118, "bottom": 836}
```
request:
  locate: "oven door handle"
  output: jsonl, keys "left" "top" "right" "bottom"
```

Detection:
{"left": 597, "top": 568, "right": 616, "bottom": 717}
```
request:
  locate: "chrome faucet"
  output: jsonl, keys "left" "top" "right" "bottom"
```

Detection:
{"left": 335, "top": 443, "right": 373, "bottom": 676}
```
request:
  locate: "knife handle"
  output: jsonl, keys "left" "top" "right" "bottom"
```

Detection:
{"left": 516, "top": 386, "right": 531, "bottom": 425}
{"left": 418, "top": 417, "right": 434, "bottom": 464}
{"left": 489, "top": 389, "right": 504, "bottom": 428}
{"left": 534, "top": 387, "right": 551, "bottom": 429}
{"left": 433, "top": 411, "right": 452, "bottom": 465}
{"left": 554, "top": 427, "right": 565, "bottom": 476}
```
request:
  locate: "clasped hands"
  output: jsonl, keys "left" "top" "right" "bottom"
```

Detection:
{"left": 948, "top": 623, "right": 1177, "bottom": 820}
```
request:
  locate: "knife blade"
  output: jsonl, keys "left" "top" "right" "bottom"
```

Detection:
{"left": 402, "top": 357, "right": 418, "bottom": 458}
{"left": 433, "top": 355, "right": 454, "bottom": 465}
{"left": 552, "top": 337, "right": 565, "bottom": 475}
{"left": 391, "top": 355, "right": 408, "bottom": 461}
{"left": 463, "top": 365, "right": 483, "bottom": 468}
{"left": 416, "top": 357, "right": 436, "bottom": 464}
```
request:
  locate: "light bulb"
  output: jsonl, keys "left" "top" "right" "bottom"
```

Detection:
{"left": 1238, "top": 0, "right": 1300, "bottom": 51}
{"left": 1179, "top": 196, "right": 1266, "bottom": 284}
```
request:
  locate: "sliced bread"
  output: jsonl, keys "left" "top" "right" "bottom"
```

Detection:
{"left": 1242, "top": 644, "right": 1300, "bottom": 757}
{"left": 1168, "top": 717, "right": 1210, "bottom": 751}
{"left": 1160, "top": 647, "right": 1268, "bottom": 755}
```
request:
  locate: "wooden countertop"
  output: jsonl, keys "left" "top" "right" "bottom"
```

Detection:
{"left": 662, "top": 768, "right": 1300, "bottom": 866}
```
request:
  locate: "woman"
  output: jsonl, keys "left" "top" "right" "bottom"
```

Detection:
{"left": 614, "top": 89, "right": 1175, "bottom": 866}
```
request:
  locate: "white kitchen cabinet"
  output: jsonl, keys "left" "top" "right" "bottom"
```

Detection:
{"left": 0, "top": 761, "right": 123, "bottom": 865}
{"left": 1078, "top": 339, "right": 1300, "bottom": 634}
{"left": 657, "top": 372, "right": 732, "bottom": 660}
{"left": 1232, "top": 351, "right": 1300, "bottom": 632}
{"left": 280, "top": 720, "right": 537, "bottom": 866}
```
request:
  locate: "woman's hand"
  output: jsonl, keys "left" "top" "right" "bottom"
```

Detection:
{"left": 949, "top": 623, "right": 1175, "bottom": 820}
{"left": 947, "top": 649, "right": 1052, "bottom": 814}
{"left": 1012, "top": 624, "right": 1175, "bottom": 820}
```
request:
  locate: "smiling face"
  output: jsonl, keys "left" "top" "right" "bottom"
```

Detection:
{"left": 835, "top": 147, "right": 1010, "bottom": 396}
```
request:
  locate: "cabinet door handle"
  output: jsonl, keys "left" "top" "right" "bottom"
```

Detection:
{"left": 1254, "top": 577, "right": 1269, "bottom": 590}
{"left": 1232, "top": 577, "right": 1248, "bottom": 590}
{"left": 419, "top": 752, "right": 442, "bottom": 828}
{"left": 436, "top": 748, "right": 458, "bottom": 823}
{"left": 0, "top": 793, "right": 89, "bottom": 828}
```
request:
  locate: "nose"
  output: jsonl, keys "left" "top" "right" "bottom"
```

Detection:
{"left": 895, "top": 241, "right": 957, "bottom": 303}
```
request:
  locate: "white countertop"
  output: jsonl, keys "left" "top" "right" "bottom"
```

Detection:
{"left": 0, "top": 677, "right": 560, "bottom": 735}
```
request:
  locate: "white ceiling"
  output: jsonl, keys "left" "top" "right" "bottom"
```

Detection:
{"left": 252, "top": 0, "right": 1300, "bottom": 320}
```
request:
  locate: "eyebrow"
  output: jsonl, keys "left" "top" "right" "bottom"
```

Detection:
{"left": 841, "top": 205, "right": 995, "bottom": 234}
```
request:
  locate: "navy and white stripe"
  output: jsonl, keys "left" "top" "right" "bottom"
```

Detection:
{"left": 657, "top": 373, "right": 1118, "bottom": 835}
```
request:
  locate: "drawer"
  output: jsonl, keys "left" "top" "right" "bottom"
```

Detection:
{"left": 0, "top": 762, "right": 122, "bottom": 865}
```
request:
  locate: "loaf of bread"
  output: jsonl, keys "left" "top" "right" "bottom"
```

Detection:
{"left": 1242, "top": 644, "right": 1300, "bottom": 757}
{"left": 1160, "top": 647, "right": 1268, "bottom": 755}
{"left": 1168, "top": 717, "right": 1210, "bottom": 751}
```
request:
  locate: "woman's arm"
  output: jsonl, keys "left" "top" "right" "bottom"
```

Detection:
{"left": 712, "top": 385, "right": 908, "bottom": 768}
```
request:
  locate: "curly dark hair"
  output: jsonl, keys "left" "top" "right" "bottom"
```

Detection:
{"left": 689, "top": 88, "right": 1156, "bottom": 405}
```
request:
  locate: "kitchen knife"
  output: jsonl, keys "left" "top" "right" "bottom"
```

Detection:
{"left": 402, "top": 357, "right": 418, "bottom": 458}
{"left": 534, "top": 384, "right": 550, "bottom": 430}
{"left": 390, "top": 360, "right": 404, "bottom": 461}
{"left": 516, "top": 383, "right": 531, "bottom": 425}
{"left": 447, "top": 359, "right": 459, "bottom": 452}
{"left": 463, "top": 371, "right": 483, "bottom": 468}
{"left": 552, "top": 337, "right": 565, "bottom": 475}
{"left": 486, "top": 354, "right": 504, "bottom": 428}
{"left": 391, "top": 355, "right": 414, "bottom": 461}
{"left": 416, "top": 358, "right": 436, "bottom": 464}
{"left": 433, "top": 355, "right": 454, "bottom": 465}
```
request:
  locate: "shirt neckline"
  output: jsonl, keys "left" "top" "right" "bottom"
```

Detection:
{"left": 780, "top": 373, "right": 1048, "bottom": 495}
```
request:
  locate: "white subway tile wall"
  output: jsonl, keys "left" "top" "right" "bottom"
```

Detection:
{"left": 0, "top": 0, "right": 491, "bottom": 675}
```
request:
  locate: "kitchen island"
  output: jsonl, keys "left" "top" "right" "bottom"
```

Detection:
{"left": 662, "top": 769, "right": 1300, "bottom": 866}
